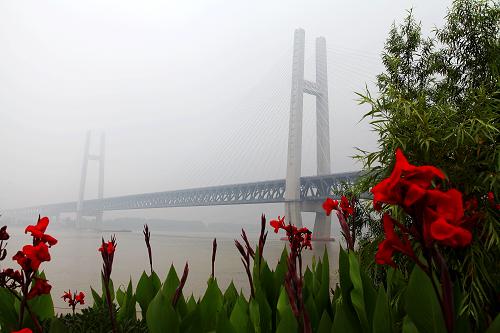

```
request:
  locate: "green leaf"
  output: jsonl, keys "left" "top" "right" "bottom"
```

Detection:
{"left": 162, "top": 264, "right": 180, "bottom": 299}
{"left": 276, "top": 286, "right": 298, "bottom": 333}
{"left": 255, "top": 286, "right": 272, "bottom": 333}
{"left": 90, "top": 286, "right": 102, "bottom": 307}
{"left": 49, "top": 317, "right": 69, "bottom": 333}
{"left": 186, "top": 294, "right": 197, "bottom": 313}
{"left": 339, "top": 247, "right": 353, "bottom": 303}
{"left": 216, "top": 305, "right": 237, "bottom": 333}
{"left": 274, "top": 247, "right": 288, "bottom": 294}
{"left": 116, "top": 286, "right": 125, "bottom": 307}
{"left": 101, "top": 276, "right": 114, "bottom": 303}
{"left": 304, "top": 294, "right": 319, "bottom": 332}
{"left": 315, "top": 247, "right": 331, "bottom": 316}
{"left": 372, "top": 287, "right": 392, "bottom": 333}
{"left": 332, "top": 299, "right": 362, "bottom": 333}
{"left": 0, "top": 287, "right": 18, "bottom": 331}
{"left": 405, "top": 265, "right": 446, "bottom": 333}
{"left": 199, "top": 278, "right": 223, "bottom": 331}
{"left": 230, "top": 295, "right": 249, "bottom": 333}
{"left": 28, "top": 272, "right": 54, "bottom": 321}
{"left": 348, "top": 251, "right": 370, "bottom": 332}
{"left": 117, "top": 279, "right": 137, "bottom": 322}
{"left": 136, "top": 271, "right": 156, "bottom": 318}
{"left": 249, "top": 298, "right": 261, "bottom": 333}
{"left": 224, "top": 280, "right": 238, "bottom": 314}
{"left": 180, "top": 302, "right": 203, "bottom": 333}
{"left": 485, "top": 312, "right": 500, "bottom": 333}
{"left": 402, "top": 315, "right": 419, "bottom": 333}
{"left": 317, "top": 310, "right": 332, "bottom": 333}
{"left": 146, "top": 289, "right": 180, "bottom": 333}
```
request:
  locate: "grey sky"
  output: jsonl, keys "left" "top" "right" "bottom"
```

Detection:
{"left": 0, "top": 0, "right": 451, "bottom": 223}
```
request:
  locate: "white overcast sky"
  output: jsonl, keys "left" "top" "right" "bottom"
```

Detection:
{"left": 0, "top": 0, "right": 451, "bottom": 222}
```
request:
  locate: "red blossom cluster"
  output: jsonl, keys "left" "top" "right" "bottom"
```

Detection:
{"left": 62, "top": 290, "right": 85, "bottom": 314}
{"left": 322, "top": 196, "right": 354, "bottom": 217}
{"left": 269, "top": 216, "right": 312, "bottom": 332}
{"left": 270, "top": 216, "right": 312, "bottom": 252}
{"left": 0, "top": 216, "right": 58, "bottom": 333}
{"left": 322, "top": 195, "right": 356, "bottom": 250}
{"left": 372, "top": 148, "right": 472, "bottom": 264}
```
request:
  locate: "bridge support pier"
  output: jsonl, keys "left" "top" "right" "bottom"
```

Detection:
{"left": 285, "top": 29, "right": 332, "bottom": 239}
{"left": 76, "top": 131, "right": 105, "bottom": 228}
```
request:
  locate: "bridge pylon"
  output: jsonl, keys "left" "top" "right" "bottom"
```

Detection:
{"left": 76, "top": 131, "right": 105, "bottom": 228}
{"left": 285, "top": 28, "right": 332, "bottom": 239}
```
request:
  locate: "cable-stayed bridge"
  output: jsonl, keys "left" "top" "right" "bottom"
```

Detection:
{"left": 2, "top": 29, "right": 377, "bottom": 239}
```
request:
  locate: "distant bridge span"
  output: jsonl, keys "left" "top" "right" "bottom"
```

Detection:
{"left": 3, "top": 172, "right": 360, "bottom": 218}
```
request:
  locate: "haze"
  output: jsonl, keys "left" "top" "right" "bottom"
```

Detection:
{"left": 0, "top": 0, "right": 451, "bottom": 225}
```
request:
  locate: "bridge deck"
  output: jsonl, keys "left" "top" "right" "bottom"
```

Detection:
{"left": 3, "top": 172, "right": 361, "bottom": 217}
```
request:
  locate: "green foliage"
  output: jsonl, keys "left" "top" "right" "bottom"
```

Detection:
{"left": 356, "top": 0, "right": 500, "bottom": 325}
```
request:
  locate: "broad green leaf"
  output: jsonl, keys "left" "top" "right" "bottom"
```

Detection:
{"left": 317, "top": 310, "right": 332, "bottom": 333}
{"left": 259, "top": 261, "right": 275, "bottom": 306}
{"left": 117, "top": 279, "right": 137, "bottom": 322}
{"left": 49, "top": 317, "right": 69, "bottom": 333}
{"left": 332, "top": 299, "right": 362, "bottom": 333}
{"left": 162, "top": 264, "right": 180, "bottom": 299}
{"left": 224, "top": 280, "right": 238, "bottom": 314}
{"left": 151, "top": 271, "right": 162, "bottom": 291}
{"left": 217, "top": 305, "right": 237, "bottom": 333}
{"left": 304, "top": 294, "right": 319, "bottom": 332}
{"left": 136, "top": 271, "right": 156, "bottom": 318}
{"left": 348, "top": 252, "right": 370, "bottom": 332}
{"left": 90, "top": 286, "right": 102, "bottom": 307}
{"left": 249, "top": 298, "right": 261, "bottom": 333}
{"left": 101, "top": 276, "right": 114, "bottom": 303}
{"left": 274, "top": 247, "right": 288, "bottom": 295}
{"left": 405, "top": 265, "right": 446, "bottom": 333}
{"left": 0, "top": 287, "right": 17, "bottom": 331}
{"left": 230, "top": 295, "right": 249, "bottom": 333}
{"left": 485, "top": 312, "right": 500, "bottom": 333}
{"left": 315, "top": 247, "right": 331, "bottom": 316}
{"left": 199, "top": 278, "right": 223, "bottom": 331}
{"left": 180, "top": 302, "right": 203, "bottom": 333}
{"left": 186, "top": 294, "right": 197, "bottom": 315}
{"left": 372, "top": 287, "right": 391, "bottom": 333}
{"left": 276, "top": 286, "right": 298, "bottom": 333}
{"left": 116, "top": 286, "right": 125, "bottom": 307}
{"left": 27, "top": 272, "right": 54, "bottom": 321}
{"left": 255, "top": 286, "right": 272, "bottom": 333}
{"left": 402, "top": 315, "right": 419, "bottom": 333}
{"left": 339, "top": 247, "right": 353, "bottom": 303}
{"left": 146, "top": 289, "right": 180, "bottom": 333}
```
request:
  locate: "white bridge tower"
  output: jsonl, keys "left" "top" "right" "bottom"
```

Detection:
{"left": 76, "top": 131, "right": 105, "bottom": 227}
{"left": 285, "top": 28, "right": 332, "bottom": 239}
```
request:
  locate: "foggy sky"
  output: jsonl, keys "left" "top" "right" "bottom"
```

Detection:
{"left": 0, "top": 0, "right": 451, "bottom": 224}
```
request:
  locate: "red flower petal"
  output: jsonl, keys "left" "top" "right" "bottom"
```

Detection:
{"left": 430, "top": 218, "right": 472, "bottom": 247}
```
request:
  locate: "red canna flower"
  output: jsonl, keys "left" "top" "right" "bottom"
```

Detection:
{"left": 322, "top": 198, "right": 339, "bottom": 216}
{"left": 340, "top": 196, "right": 354, "bottom": 216}
{"left": 75, "top": 291, "right": 85, "bottom": 305}
{"left": 423, "top": 189, "right": 472, "bottom": 247}
{"left": 25, "top": 216, "right": 57, "bottom": 247}
{"left": 27, "top": 277, "right": 51, "bottom": 299}
{"left": 375, "top": 214, "right": 415, "bottom": 267}
{"left": 98, "top": 241, "right": 116, "bottom": 255}
{"left": 270, "top": 216, "right": 286, "bottom": 233}
{"left": 62, "top": 290, "right": 72, "bottom": 302}
{"left": 11, "top": 329, "right": 33, "bottom": 333}
{"left": 12, "top": 243, "right": 51, "bottom": 271}
{"left": 371, "top": 148, "right": 445, "bottom": 210}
